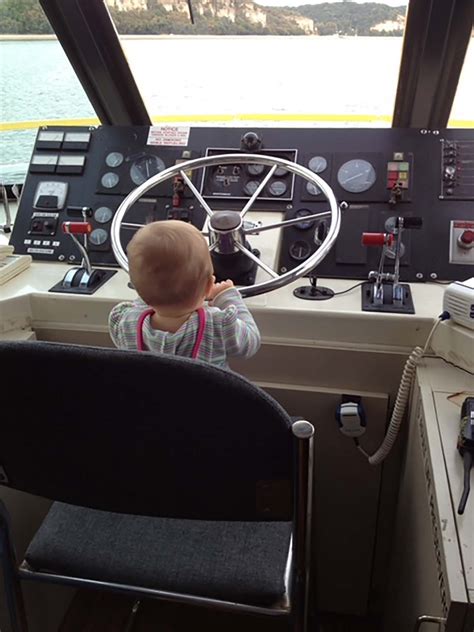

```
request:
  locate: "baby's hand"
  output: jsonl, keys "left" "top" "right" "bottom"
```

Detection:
{"left": 207, "top": 279, "right": 234, "bottom": 301}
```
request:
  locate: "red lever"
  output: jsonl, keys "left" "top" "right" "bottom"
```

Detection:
{"left": 361, "top": 232, "right": 394, "bottom": 247}
{"left": 62, "top": 222, "right": 92, "bottom": 235}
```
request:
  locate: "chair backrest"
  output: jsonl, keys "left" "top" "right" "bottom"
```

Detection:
{"left": 0, "top": 341, "right": 293, "bottom": 521}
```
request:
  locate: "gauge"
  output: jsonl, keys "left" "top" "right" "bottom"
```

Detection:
{"left": 105, "top": 152, "right": 124, "bottom": 168}
{"left": 33, "top": 181, "right": 68, "bottom": 209}
{"left": 101, "top": 172, "right": 120, "bottom": 189}
{"left": 94, "top": 206, "right": 114, "bottom": 224}
{"left": 274, "top": 166, "right": 287, "bottom": 177}
{"left": 289, "top": 240, "right": 311, "bottom": 261}
{"left": 130, "top": 155, "right": 166, "bottom": 185}
{"left": 337, "top": 159, "right": 376, "bottom": 193}
{"left": 244, "top": 180, "right": 260, "bottom": 196}
{"left": 308, "top": 156, "right": 328, "bottom": 174}
{"left": 268, "top": 180, "right": 287, "bottom": 197}
{"left": 247, "top": 163, "right": 265, "bottom": 176}
{"left": 294, "top": 209, "right": 316, "bottom": 230}
{"left": 89, "top": 228, "right": 108, "bottom": 246}
{"left": 306, "top": 181, "right": 321, "bottom": 196}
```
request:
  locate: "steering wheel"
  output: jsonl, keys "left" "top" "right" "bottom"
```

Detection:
{"left": 111, "top": 153, "right": 341, "bottom": 298}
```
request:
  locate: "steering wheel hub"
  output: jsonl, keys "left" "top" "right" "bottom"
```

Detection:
{"left": 210, "top": 210, "right": 242, "bottom": 231}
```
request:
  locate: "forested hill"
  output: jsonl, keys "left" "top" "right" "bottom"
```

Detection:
{"left": 293, "top": 2, "right": 407, "bottom": 36}
{"left": 0, "top": 0, "right": 407, "bottom": 36}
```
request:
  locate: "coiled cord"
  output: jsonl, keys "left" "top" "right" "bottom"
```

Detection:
{"left": 364, "top": 313, "right": 449, "bottom": 466}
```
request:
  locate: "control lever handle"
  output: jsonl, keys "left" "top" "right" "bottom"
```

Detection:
{"left": 361, "top": 232, "right": 394, "bottom": 247}
{"left": 62, "top": 221, "right": 92, "bottom": 235}
{"left": 398, "top": 216, "right": 423, "bottom": 229}
{"left": 62, "top": 221, "right": 92, "bottom": 275}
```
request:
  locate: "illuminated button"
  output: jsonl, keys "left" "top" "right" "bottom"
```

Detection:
{"left": 459, "top": 230, "right": 474, "bottom": 248}
{"left": 393, "top": 152, "right": 404, "bottom": 160}
{"left": 387, "top": 171, "right": 398, "bottom": 180}
{"left": 387, "top": 162, "right": 399, "bottom": 171}
{"left": 398, "top": 162, "right": 410, "bottom": 171}
{"left": 398, "top": 172, "right": 408, "bottom": 181}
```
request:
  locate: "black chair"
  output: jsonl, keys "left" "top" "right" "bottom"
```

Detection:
{"left": 0, "top": 341, "right": 314, "bottom": 632}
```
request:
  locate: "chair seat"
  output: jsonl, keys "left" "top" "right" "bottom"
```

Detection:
{"left": 25, "top": 502, "right": 292, "bottom": 607}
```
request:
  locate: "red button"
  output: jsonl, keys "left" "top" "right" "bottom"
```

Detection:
{"left": 460, "top": 229, "right": 474, "bottom": 245}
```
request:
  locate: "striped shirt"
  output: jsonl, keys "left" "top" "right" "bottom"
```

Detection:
{"left": 109, "top": 287, "right": 261, "bottom": 368}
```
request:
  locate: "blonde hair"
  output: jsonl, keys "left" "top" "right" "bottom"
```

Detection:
{"left": 127, "top": 221, "right": 213, "bottom": 309}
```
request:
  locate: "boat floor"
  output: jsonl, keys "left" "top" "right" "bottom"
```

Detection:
{"left": 59, "top": 590, "right": 381, "bottom": 631}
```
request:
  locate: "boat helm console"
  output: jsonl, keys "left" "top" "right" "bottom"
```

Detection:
{"left": 8, "top": 125, "right": 474, "bottom": 309}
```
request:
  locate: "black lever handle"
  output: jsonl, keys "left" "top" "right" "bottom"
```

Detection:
{"left": 397, "top": 216, "right": 423, "bottom": 229}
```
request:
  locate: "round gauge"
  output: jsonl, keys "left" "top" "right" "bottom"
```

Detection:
{"left": 274, "top": 166, "right": 287, "bottom": 177}
{"left": 247, "top": 163, "right": 265, "bottom": 176}
{"left": 105, "top": 152, "right": 124, "bottom": 168}
{"left": 308, "top": 156, "right": 327, "bottom": 174}
{"left": 268, "top": 180, "right": 287, "bottom": 197}
{"left": 89, "top": 228, "right": 108, "bottom": 246}
{"left": 294, "top": 209, "right": 316, "bottom": 231}
{"left": 289, "top": 240, "right": 311, "bottom": 261}
{"left": 306, "top": 181, "right": 321, "bottom": 196}
{"left": 244, "top": 180, "right": 260, "bottom": 196}
{"left": 94, "top": 206, "right": 114, "bottom": 224}
{"left": 101, "top": 172, "right": 120, "bottom": 189}
{"left": 337, "top": 159, "right": 376, "bottom": 193}
{"left": 130, "top": 155, "right": 166, "bottom": 185}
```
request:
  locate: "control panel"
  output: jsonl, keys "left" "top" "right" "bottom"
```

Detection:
{"left": 10, "top": 126, "right": 474, "bottom": 282}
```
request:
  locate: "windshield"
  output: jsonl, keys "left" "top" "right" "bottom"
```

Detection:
{"left": 1, "top": 0, "right": 472, "bottom": 185}
{"left": 110, "top": 0, "right": 408, "bottom": 127}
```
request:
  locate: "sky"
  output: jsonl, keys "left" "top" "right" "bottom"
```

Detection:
{"left": 257, "top": 0, "right": 408, "bottom": 7}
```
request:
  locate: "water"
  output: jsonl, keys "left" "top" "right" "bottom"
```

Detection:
{"left": 1, "top": 36, "right": 472, "bottom": 183}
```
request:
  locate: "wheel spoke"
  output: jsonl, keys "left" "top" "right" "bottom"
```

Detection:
{"left": 180, "top": 170, "right": 214, "bottom": 218}
{"left": 235, "top": 242, "right": 279, "bottom": 278}
{"left": 244, "top": 210, "right": 331, "bottom": 234}
{"left": 240, "top": 165, "right": 277, "bottom": 218}
{"left": 122, "top": 222, "right": 146, "bottom": 230}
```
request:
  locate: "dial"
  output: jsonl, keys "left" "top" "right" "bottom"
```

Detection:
{"left": 105, "top": 152, "right": 124, "bottom": 168}
{"left": 89, "top": 228, "right": 108, "bottom": 246}
{"left": 94, "top": 206, "right": 114, "bottom": 224}
{"left": 247, "top": 163, "right": 265, "bottom": 176}
{"left": 101, "top": 172, "right": 120, "bottom": 189}
{"left": 268, "top": 180, "right": 287, "bottom": 197}
{"left": 337, "top": 159, "right": 376, "bottom": 193}
{"left": 130, "top": 155, "right": 166, "bottom": 185}
{"left": 274, "top": 166, "right": 287, "bottom": 177}
{"left": 306, "top": 181, "right": 321, "bottom": 196}
{"left": 289, "top": 240, "right": 311, "bottom": 261}
{"left": 308, "top": 156, "right": 327, "bottom": 174}
{"left": 244, "top": 180, "right": 260, "bottom": 196}
{"left": 294, "top": 209, "right": 316, "bottom": 231}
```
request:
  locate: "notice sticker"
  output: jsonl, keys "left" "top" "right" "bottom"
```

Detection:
{"left": 147, "top": 126, "right": 190, "bottom": 147}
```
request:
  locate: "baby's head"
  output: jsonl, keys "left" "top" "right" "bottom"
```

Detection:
{"left": 127, "top": 220, "right": 213, "bottom": 311}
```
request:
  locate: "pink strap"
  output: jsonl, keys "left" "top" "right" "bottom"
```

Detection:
{"left": 191, "top": 308, "right": 206, "bottom": 359}
{"left": 136, "top": 307, "right": 206, "bottom": 358}
{"left": 136, "top": 308, "right": 155, "bottom": 351}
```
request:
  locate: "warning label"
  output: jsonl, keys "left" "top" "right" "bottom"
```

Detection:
{"left": 147, "top": 126, "right": 190, "bottom": 147}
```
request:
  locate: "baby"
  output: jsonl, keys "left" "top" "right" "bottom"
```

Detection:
{"left": 109, "top": 220, "right": 261, "bottom": 368}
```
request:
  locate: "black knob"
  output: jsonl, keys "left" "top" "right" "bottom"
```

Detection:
{"left": 241, "top": 131, "right": 262, "bottom": 152}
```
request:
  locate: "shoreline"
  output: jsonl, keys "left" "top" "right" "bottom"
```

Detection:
{"left": 0, "top": 33, "right": 404, "bottom": 41}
